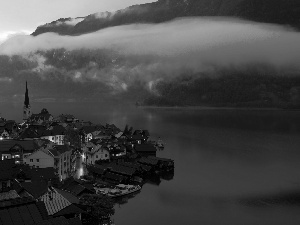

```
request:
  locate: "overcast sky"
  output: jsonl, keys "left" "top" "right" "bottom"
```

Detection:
{"left": 0, "top": 0, "right": 154, "bottom": 43}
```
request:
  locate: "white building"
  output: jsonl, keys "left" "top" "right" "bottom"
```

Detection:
{"left": 81, "top": 141, "right": 110, "bottom": 165}
{"left": 24, "top": 144, "right": 74, "bottom": 180}
{"left": 40, "top": 125, "right": 66, "bottom": 145}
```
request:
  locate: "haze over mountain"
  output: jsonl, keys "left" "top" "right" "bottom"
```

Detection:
{"left": 1, "top": 0, "right": 300, "bottom": 108}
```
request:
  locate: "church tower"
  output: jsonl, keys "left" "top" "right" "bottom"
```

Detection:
{"left": 23, "top": 81, "right": 32, "bottom": 122}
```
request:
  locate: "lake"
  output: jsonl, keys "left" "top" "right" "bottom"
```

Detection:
{"left": 1, "top": 102, "right": 300, "bottom": 225}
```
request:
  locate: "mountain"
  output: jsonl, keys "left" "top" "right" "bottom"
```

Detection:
{"left": 32, "top": 0, "right": 300, "bottom": 36}
{"left": 2, "top": 0, "right": 300, "bottom": 108}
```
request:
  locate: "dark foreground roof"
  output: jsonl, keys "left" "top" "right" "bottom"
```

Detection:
{"left": 0, "top": 200, "right": 48, "bottom": 225}
{"left": 33, "top": 216, "right": 82, "bottom": 225}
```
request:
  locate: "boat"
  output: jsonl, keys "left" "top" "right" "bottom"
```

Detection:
{"left": 107, "top": 184, "right": 141, "bottom": 198}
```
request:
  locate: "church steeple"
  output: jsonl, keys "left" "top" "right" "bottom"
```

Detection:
{"left": 24, "top": 81, "right": 29, "bottom": 107}
{"left": 23, "top": 81, "right": 32, "bottom": 122}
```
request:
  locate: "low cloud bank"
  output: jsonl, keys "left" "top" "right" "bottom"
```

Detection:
{"left": 1, "top": 17, "right": 300, "bottom": 95}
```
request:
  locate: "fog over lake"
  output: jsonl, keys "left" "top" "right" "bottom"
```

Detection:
{"left": 1, "top": 101, "right": 300, "bottom": 224}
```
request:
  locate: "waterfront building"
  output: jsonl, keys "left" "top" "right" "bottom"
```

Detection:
{"left": 81, "top": 141, "right": 110, "bottom": 165}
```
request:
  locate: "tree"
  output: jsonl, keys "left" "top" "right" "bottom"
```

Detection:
{"left": 41, "top": 108, "right": 49, "bottom": 114}
{"left": 123, "top": 124, "right": 129, "bottom": 134}
{"left": 80, "top": 194, "right": 115, "bottom": 219}
{"left": 64, "top": 128, "right": 81, "bottom": 148}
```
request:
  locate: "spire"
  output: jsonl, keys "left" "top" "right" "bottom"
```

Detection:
{"left": 24, "top": 81, "right": 29, "bottom": 107}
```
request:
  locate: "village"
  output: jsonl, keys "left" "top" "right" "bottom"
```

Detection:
{"left": 0, "top": 83, "right": 174, "bottom": 225}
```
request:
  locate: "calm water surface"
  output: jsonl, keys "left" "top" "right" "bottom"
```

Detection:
{"left": 2, "top": 102, "right": 300, "bottom": 225}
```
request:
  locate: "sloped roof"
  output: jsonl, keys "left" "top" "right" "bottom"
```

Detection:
{"left": 32, "top": 216, "right": 82, "bottom": 225}
{"left": 21, "top": 182, "right": 48, "bottom": 199}
{"left": 0, "top": 140, "right": 37, "bottom": 152}
{"left": 40, "top": 188, "right": 71, "bottom": 216}
{"left": 148, "top": 156, "right": 174, "bottom": 162}
{"left": 18, "top": 127, "right": 45, "bottom": 139}
{"left": 104, "top": 172, "right": 127, "bottom": 182}
{"left": 55, "top": 188, "right": 79, "bottom": 204}
{"left": 0, "top": 201, "right": 45, "bottom": 225}
{"left": 135, "top": 144, "right": 157, "bottom": 153}
{"left": 53, "top": 204, "right": 84, "bottom": 217}
{"left": 81, "top": 126, "right": 99, "bottom": 134}
{"left": 51, "top": 125, "right": 66, "bottom": 135}
{"left": 48, "top": 149, "right": 59, "bottom": 157}
{"left": 87, "top": 165, "right": 106, "bottom": 176}
{"left": 138, "top": 157, "right": 159, "bottom": 166}
{"left": 40, "top": 187, "right": 83, "bottom": 216}
{"left": 65, "top": 184, "right": 86, "bottom": 196}
{"left": 0, "top": 196, "right": 35, "bottom": 209}
{"left": 31, "top": 113, "right": 52, "bottom": 121}
{"left": 0, "top": 190, "right": 19, "bottom": 201}
{"left": 109, "top": 164, "right": 136, "bottom": 176}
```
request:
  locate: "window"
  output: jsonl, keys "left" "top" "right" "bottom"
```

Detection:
{"left": 105, "top": 154, "right": 108, "bottom": 158}
{"left": 30, "top": 159, "right": 33, "bottom": 162}
{"left": 36, "top": 159, "right": 39, "bottom": 162}
{"left": 96, "top": 155, "right": 98, "bottom": 158}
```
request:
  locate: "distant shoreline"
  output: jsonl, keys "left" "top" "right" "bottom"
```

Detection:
{"left": 137, "top": 105, "right": 300, "bottom": 111}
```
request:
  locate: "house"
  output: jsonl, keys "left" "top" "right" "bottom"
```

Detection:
{"left": 138, "top": 157, "right": 159, "bottom": 168}
{"left": 133, "top": 129, "right": 150, "bottom": 142}
{"left": 148, "top": 156, "right": 175, "bottom": 170}
{"left": 81, "top": 141, "right": 110, "bottom": 165}
{"left": 0, "top": 128, "right": 10, "bottom": 139}
{"left": 0, "top": 119, "right": 18, "bottom": 138}
{"left": 11, "top": 166, "right": 60, "bottom": 201}
{"left": 80, "top": 126, "right": 100, "bottom": 143}
{"left": 0, "top": 140, "right": 38, "bottom": 163}
{"left": 18, "top": 125, "right": 46, "bottom": 140}
{"left": 40, "top": 125, "right": 66, "bottom": 145}
{"left": 24, "top": 144, "right": 74, "bottom": 181}
{"left": 29, "top": 108, "right": 54, "bottom": 124}
{"left": 54, "top": 114, "right": 79, "bottom": 123}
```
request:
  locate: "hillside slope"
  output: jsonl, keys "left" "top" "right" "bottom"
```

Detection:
{"left": 32, "top": 0, "right": 300, "bottom": 36}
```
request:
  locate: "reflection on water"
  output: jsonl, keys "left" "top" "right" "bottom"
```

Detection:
{"left": 2, "top": 102, "right": 300, "bottom": 225}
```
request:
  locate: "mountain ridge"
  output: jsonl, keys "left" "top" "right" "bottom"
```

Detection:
{"left": 32, "top": 0, "right": 300, "bottom": 36}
